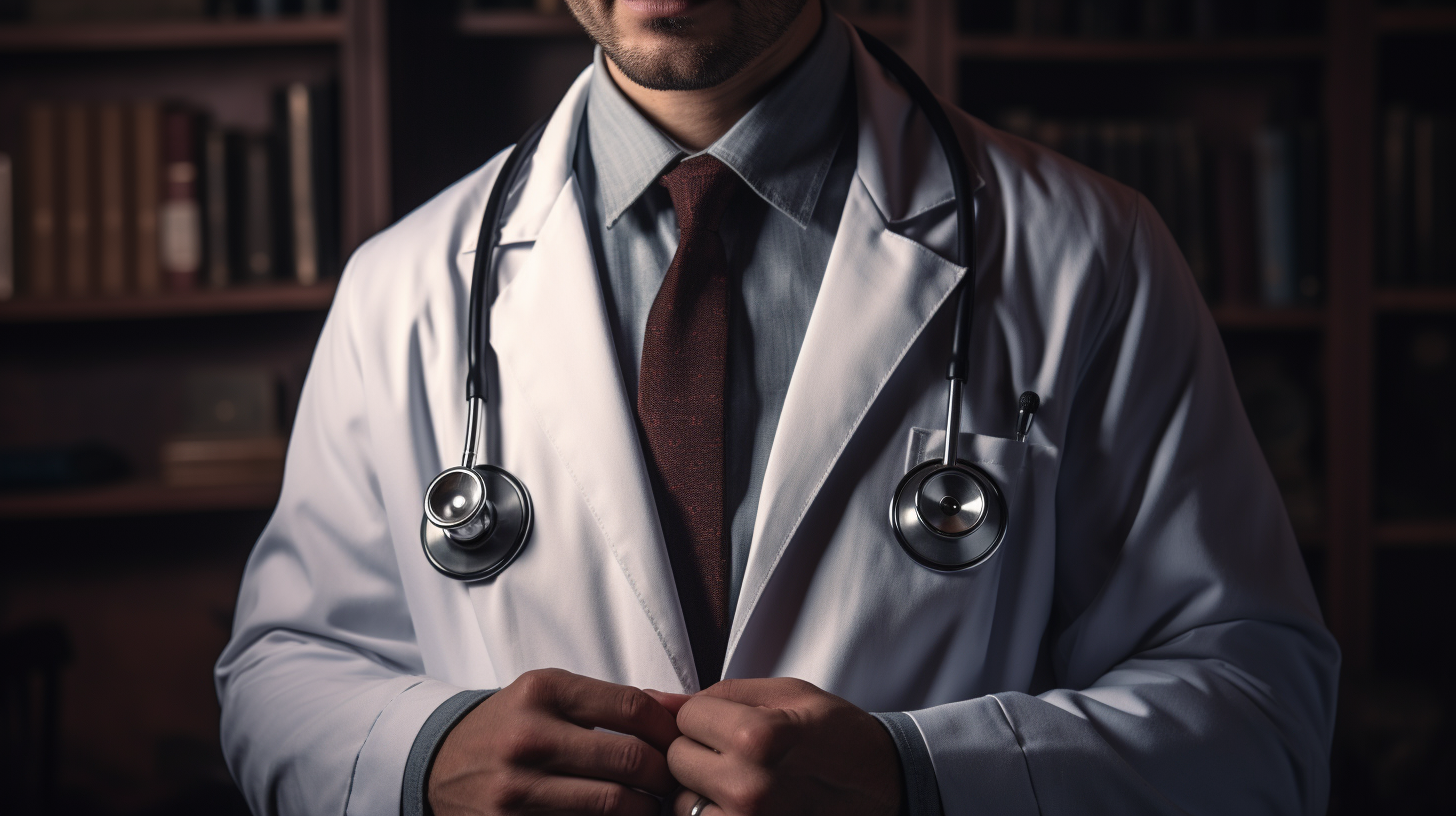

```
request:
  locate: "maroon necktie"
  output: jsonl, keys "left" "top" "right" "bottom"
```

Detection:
{"left": 637, "top": 155, "right": 742, "bottom": 687}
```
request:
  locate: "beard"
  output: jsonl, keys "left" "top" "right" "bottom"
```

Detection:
{"left": 567, "top": 0, "right": 809, "bottom": 91}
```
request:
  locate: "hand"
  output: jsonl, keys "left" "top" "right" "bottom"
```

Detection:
{"left": 429, "top": 668, "right": 682, "bottom": 816}
{"left": 665, "top": 678, "right": 902, "bottom": 816}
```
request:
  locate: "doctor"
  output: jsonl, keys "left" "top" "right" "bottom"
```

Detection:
{"left": 216, "top": 0, "right": 1340, "bottom": 814}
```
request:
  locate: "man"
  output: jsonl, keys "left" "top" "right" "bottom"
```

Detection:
{"left": 216, "top": 0, "right": 1340, "bottom": 814}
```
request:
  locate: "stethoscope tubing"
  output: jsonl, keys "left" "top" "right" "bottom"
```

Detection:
{"left": 423, "top": 28, "right": 1003, "bottom": 579}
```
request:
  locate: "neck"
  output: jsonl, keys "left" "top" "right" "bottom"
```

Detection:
{"left": 605, "top": 2, "right": 824, "bottom": 152}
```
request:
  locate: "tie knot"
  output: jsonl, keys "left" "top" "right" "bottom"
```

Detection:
{"left": 658, "top": 155, "right": 742, "bottom": 235}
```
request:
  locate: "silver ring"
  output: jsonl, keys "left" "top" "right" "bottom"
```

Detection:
{"left": 689, "top": 795, "right": 713, "bottom": 816}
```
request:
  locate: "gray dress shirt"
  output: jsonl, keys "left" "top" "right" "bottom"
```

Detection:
{"left": 573, "top": 22, "right": 854, "bottom": 618}
{"left": 405, "top": 16, "right": 942, "bottom": 816}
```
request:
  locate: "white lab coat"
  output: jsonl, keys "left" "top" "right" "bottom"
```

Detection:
{"left": 216, "top": 21, "right": 1339, "bottom": 816}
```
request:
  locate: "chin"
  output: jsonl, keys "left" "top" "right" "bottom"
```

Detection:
{"left": 569, "top": 0, "right": 808, "bottom": 92}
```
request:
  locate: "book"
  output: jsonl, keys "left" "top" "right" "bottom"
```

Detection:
{"left": 1434, "top": 116, "right": 1456, "bottom": 285}
{"left": 134, "top": 101, "right": 162, "bottom": 295}
{"left": 1174, "top": 121, "right": 1210, "bottom": 296}
{"left": 1383, "top": 106, "right": 1410, "bottom": 285}
{"left": 97, "top": 102, "right": 129, "bottom": 297}
{"left": 1253, "top": 126, "right": 1297, "bottom": 306}
{"left": 204, "top": 124, "right": 232, "bottom": 289}
{"left": 160, "top": 435, "right": 286, "bottom": 487}
{"left": 62, "top": 103, "right": 92, "bottom": 297}
{"left": 1294, "top": 122, "right": 1324, "bottom": 302}
{"left": 1213, "top": 144, "right": 1257, "bottom": 305}
{"left": 159, "top": 107, "right": 202, "bottom": 291}
{"left": 0, "top": 154, "right": 10, "bottom": 300}
{"left": 281, "top": 83, "right": 319, "bottom": 285}
{"left": 240, "top": 133, "right": 275, "bottom": 283}
{"left": 26, "top": 104, "right": 58, "bottom": 298}
{"left": 61, "top": 103, "right": 93, "bottom": 298}
{"left": 1412, "top": 113, "right": 1435, "bottom": 284}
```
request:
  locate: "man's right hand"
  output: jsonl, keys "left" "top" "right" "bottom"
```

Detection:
{"left": 428, "top": 668, "right": 683, "bottom": 816}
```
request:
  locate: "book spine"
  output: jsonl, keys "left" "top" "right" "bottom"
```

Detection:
{"left": 97, "top": 102, "right": 129, "bottom": 297}
{"left": 1253, "top": 126, "right": 1297, "bottom": 306}
{"left": 1435, "top": 116, "right": 1456, "bottom": 285}
{"left": 63, "top": 103, "right": 92, "bottom": 298}
{"left": 1214, "top": 144, "right": 1257, "bottom": 305}
{"left": 1175, "top": 121, "right": 1210, "bottom": 296}
{"left": 285, "top": 83, "right": 319, "bottom": 285}
{"left": 134, "top": 101, "right": 162, "bottom": 295}
{"left": 1412, "top": 113, "right": 1435, "bottom": 284}
{"left": 204, "top": 125, "right": 232, "bottom": 289}
{"left": 310, "top": 82, "right": 339, "bottom": 280}
{"left": 0, "top": 153, "right": 11, "bottom": 300}
{"left": 1294, "top": 122, "right": 1324, "bottom": 302}
{"left": 160, "top": 108, "right": 202, "bottom": 291}
{"left": 26, "top": 104, "right": 58, "bottom": 299}
{"left": 1382, "top": 106, "right": 1409, "bottom": 285}
{"left": 243, "top": 135, "right": 274, "bottom": 283}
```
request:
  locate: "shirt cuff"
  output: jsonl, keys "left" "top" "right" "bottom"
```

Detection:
{"left": 401, "top": 689, "right": 499, "bottom": 816}
{"left": 872, "top": 711, "right": 943, "bottom": 816}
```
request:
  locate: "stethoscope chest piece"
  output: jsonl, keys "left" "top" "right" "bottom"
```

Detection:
{"left": 890, "top": 459, "right": 1006, "bottom": 571}
{"left": 421, "top": 465, "right": 533, "bottom": 581}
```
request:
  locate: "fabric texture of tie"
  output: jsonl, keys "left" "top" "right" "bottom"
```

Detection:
{"left": 637, "top": 155, "right": 742, "bottom": 688}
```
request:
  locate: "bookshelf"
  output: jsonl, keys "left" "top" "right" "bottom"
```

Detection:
{"left": 0, "top": 1, "right": 386, "bottom": 520}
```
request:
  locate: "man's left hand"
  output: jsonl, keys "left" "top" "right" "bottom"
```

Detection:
{"left": 664, "top": 678, "right": 902, "bottom": 816}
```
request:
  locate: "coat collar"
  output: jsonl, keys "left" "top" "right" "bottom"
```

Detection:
{"left": 479, "top": 18, "right": 986, "bottom": 686}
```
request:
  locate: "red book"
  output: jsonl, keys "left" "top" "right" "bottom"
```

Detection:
{"left": 159, "top": 108, "right": 201, "bottom": 291}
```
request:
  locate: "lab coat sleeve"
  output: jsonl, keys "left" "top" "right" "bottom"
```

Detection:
{"left": 909, "top": 195, "right": 1340, "bottom": 816}
{"left": 214, "top": 259, "right": 467, "bottom": 816}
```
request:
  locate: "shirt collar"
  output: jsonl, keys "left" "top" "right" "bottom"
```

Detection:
{"left": 585, "top": 13, "right": 852, "bottom": 229}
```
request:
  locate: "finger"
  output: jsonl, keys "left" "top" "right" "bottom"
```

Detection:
{"left": 668, "top": 736, "right": 771, "bottom": 816}
{"left": 673, "top": 786, "right": 724, "bottom": 816}
{"left": 697, "top": 677, "right": 818, "bottom": 708}
{"left": 676, "top": 694, "right": 794, "bottom": 762}
{"left": 539, "top": 721, "right": 677, "bottom": 797}
{"left": 528, "top": 671, "right": 681, "bottom": 752}
{"left": 510, "top": 775, "right": 661, "bottom": 816}
{"left": 644, "top": 688, "right": 692, "bottom": 716}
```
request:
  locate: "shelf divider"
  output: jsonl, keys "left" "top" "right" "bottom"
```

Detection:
{"left": 957, "top": 36, "right": 1326, "bottom": 62}
{"left": 0, "top": 282, "right": 337, "bottom": 323}
{"left": 0, "top": 480, "right": 281, "bottom": 519}
{"left": 0, "top": 16, "right": 345, "bottom": 52}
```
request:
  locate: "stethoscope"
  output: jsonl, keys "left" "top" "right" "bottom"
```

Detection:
{"left": 421, "top": 30, "right": 1035, "bottom": 581}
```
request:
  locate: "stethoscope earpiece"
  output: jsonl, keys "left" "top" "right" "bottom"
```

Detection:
{"left": 891, "top": 459, "right": 1006, "bottom": 572}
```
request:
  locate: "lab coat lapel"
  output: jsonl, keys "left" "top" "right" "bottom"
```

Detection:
{"left": 488, "top": 72, "right": 698, "bottom": 691}
{"left": 726, "top": 25, "right": 983, "bottom": 671}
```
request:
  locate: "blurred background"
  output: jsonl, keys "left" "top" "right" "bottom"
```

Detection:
{"left": 0, "top": 0, "right": 1452, "bottom": 813}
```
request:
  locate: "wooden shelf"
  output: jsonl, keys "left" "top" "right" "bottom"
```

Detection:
{"left": 1375, "top": 520, "right": 1456, "bottom": 547}
{"left": 0, "top": 480, "right": 280, "bottom": 519}
{"left": 456, "top": 11, "right": 909, "bottom": 41}
{"left": 1211, "top": 304, "right": 1326, "bottom": 330}
{"left": 1374, "top": 287, "right": 1456, "bottom": 312}
{"left": 0, "top": 282, "right": 336, "bottom": 324}
{"left": 0, "top": 16, "right": 345, "bottom": 52}
{"left": 957, "top": 36, "right": 1326, "bottom": 62}
{"left": 457, "top": 11, "right": 585, "bottom": 38}
{"left": 1378, "top": 6, "right": 1456, "bottom": 32}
